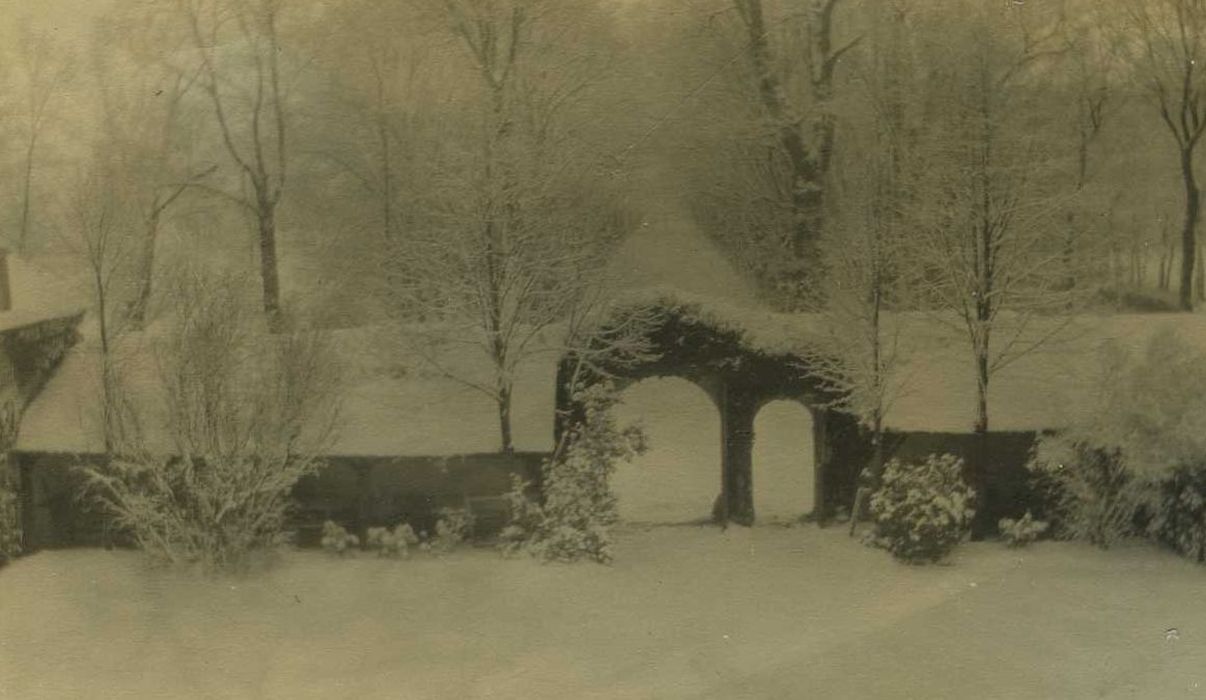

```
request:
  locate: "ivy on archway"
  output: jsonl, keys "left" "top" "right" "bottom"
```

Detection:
{"left": 555, "top": 291, "right": 868, "bottom": 526}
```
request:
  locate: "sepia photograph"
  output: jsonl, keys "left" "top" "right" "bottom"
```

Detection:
{"left": 1, "top": 0, "right": 1206, "bottom": 697}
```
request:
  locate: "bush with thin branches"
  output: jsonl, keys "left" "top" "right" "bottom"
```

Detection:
{"left": 81, "top": 274, "right": 340, "bottom": 572}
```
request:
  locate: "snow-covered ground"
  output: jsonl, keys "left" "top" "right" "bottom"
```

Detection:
{"left": 2, "top": 527, "right": 1202, "bottom": 699}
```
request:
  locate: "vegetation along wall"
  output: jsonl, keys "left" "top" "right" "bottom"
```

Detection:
{"left": 14, "top": 451, "right": 547, "bottom": 550}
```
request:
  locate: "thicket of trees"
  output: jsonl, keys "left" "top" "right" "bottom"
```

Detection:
{"left": 2, "top": 0, "right": 1205, "bottom": 452}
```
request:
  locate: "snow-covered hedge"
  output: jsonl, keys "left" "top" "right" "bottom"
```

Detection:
{"left": 1029, "top": 328, "right": 1206, "bottom": 551}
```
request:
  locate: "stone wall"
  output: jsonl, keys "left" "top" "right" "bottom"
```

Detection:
{"left": 13, "top": 450, "right": 548, "bottom": 550}
{"left": 882, "top": 430, "right": 1041, "bottom": 537}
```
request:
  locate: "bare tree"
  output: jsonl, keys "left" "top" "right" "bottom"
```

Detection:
{"left": 905, "top": 2, "right": 1077, "bottom": 438}
{"left": 381, "top": 0, "right": 631, "bottom": 453}
{"left": 807, "top": 0, "right": 914, "bottom": 532}
{"left": 729, "top": 0, "right": 859, "bottom": 301}
{"left": 1061, "top": 3, "right": 1116, "bottom": 291}
{"left": 1124, "top": 0, "right": 1206, "bottom": 311}
{"left": 174, "top": 0, "right": 293, "bottom": 323}
{"left": 62, "top": 158, "right": 139, "bottom": 451}
{"left": 67, "top": 164, "right": 139, "bottom": 361}
{"left": 92, "top": 3, "right": 215, "bottom": 328}
{"left": 12, "top": 22, "right": 75, "bottom": 252}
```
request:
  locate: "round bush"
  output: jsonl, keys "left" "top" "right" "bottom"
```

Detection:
{"left": 869, "top": 453, "right": 976, "bottom": 564}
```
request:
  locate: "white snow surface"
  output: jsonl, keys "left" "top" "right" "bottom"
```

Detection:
{"left": 2, "top": 528, "right": 1205, "bottom": 699}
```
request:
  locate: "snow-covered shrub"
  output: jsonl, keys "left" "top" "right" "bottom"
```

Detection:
{"left": 424, "top": 508, "right": 475, "bottom": 554}
{"left": 1028, "top": 329, "right": 1206, "bottom": 550}
{"left": 499, "top": 475, "right": 545, "bottom": 557}
{"left": 998, "top": 512, "right": 1048, "bottom": 548}
{"left": 366, "top": 523, "right": 420, "bottom": 558}
{"left": 501, "top": 382, "right": 646, "bottom": 564}
{"left": 1147, "top": 464, "right": 1206, "bottom": 563}
{"left": 868, "top": 453, "right": 976, "bottom": 564}
{"left": 81, "top": 276, "right": 341, "bottom": 572}
{"left": 1029, "top": 438, "right": 1143, "bottom": 548}
{"left": 321, "top": 521, "right": 359, "bottom": 555}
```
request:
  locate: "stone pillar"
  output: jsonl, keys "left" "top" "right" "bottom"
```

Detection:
{"left": 812, "top": 407, "right": 830, "bottom": 525}
{"left": 719, "top": 382, "right": 758, "bottom": 526}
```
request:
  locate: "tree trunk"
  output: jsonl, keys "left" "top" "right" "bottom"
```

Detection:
{"left": 974, "top": 348, "right": 989, "bottom": 436}
{"left": 1197, "top": 234, "right": 1205, "bottom": 301}
{"left": 1158, "top": 236, "right": 1170, "bottom": 291}
{"left": 1179, "top": 148, "right": 1200, "bottom": 311}
{"left": 497, "top": 384, "right": 514, "bottom": 454}
{"left": 18, "top": 135, "right": 38, "bottom": 252}
{"left": 1162, "top": 219, "right": 1175, "bottom": 291}
{"left": 848, "top": 414, "right": 884, "bottom": 536}
{"left": 130, "top": 211, "right": 161, "bottom": 329}
{"left": 257, "top": 200, "right": 282, "bottom": 324}
{"left": 738, "top": 0, "right": 826, "bottom": 278}
{"left": 374, "top": 69, "right": 394, "bottom": 242}
{"left": 1062, "top": 211, "right": 1078, "bottom": 291}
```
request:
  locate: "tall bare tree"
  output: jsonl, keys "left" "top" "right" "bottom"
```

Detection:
{"left": 63, "top": 156, "right": 140, "bottom": 452}
{"left": 1060, "top": 3, "right": 1116, "bottom": 291}
{"left": 731, "top": 0, "right": 859, "bottom": 300}
{"left": 12, "top": 22, "right": 75, "bottom": 252}
{"left": 810, "top": 0, "right": 915, "bottom": 532}
{"left": 93, "top": 3, "right": 215, "bottom": 328}
{"left": 1124, "top": 0, "right": 1206, "bottom": 311}
{"left": 382, "top": 0, "right": 631, "bottom": 453}
{"left": 905, "top": 1, "right": 1076, "bottom": 438}
{"left": 174, "top": 0, "right": 292, "bottom": 323}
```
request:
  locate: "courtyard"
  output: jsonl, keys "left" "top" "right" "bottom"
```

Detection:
{"left": 2, "top": 525, "right": 1202, "bottom": 699}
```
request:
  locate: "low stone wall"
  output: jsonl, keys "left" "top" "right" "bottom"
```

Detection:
{"left": 15, "top": 430, "right": 1041, "bottom": 549}
{"left": 882, "top": 430, "right": 1040, "bottom": 537}
{"left": 12, "top": 450, "right": 548, "bottom": 550}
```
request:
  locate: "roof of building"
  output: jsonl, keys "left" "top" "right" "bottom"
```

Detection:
{"left": 15, "top": 320, "right": 556, "bottom": 456}
{"left": 5, "top": 252, "right": 88, "bottom": 321}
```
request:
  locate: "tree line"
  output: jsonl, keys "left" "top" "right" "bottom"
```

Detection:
{"left": 2, "top": 0, "right": 1204, "bottom": 454}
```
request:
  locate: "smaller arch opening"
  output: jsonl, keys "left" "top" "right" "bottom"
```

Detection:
{"left": 753, "top": 400, "right": 816, "bottom": 523}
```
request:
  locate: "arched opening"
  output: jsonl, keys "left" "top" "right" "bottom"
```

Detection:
{"left": 753, "top": 400, "right": 816, "bottom": 523}
{"left": 554, "top": 293, "right": 868, "bottom": 527}
{"left": 611, "top": 377, "right": 720, "bottom": 524}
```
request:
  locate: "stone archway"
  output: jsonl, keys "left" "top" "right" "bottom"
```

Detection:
{"left": 555, "top": 293, "right": 867, "bottom": 527}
